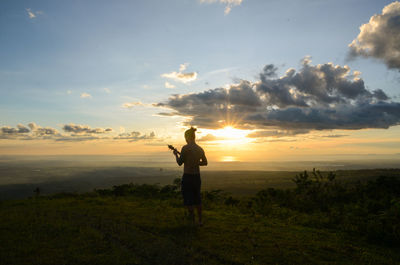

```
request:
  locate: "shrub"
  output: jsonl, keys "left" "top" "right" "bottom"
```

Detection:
{"left": 255, "top": 171, "right": 400, "bottom": 245}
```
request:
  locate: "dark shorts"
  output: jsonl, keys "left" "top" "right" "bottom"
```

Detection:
{"left": 181, "top": 173, "right": 201, "bottom": 206}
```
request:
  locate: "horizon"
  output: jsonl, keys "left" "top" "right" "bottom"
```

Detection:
{"left": 1, "top": 154, "right": 400, "bottom": 172}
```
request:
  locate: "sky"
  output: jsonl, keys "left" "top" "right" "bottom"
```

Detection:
{"left": 1, "top": 0, "right": 400, "bottom": 162}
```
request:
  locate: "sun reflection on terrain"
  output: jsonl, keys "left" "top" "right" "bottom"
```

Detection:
{"left": 220, "top": 156, "right": 237, "bottom": 162}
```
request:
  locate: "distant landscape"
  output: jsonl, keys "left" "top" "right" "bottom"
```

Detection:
{"left": 1, "top": 155, "right": 400, "bottom": 200}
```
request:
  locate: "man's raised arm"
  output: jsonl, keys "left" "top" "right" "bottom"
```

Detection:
{"left": 175, "top": 148, "right": 184, "bottom": 166}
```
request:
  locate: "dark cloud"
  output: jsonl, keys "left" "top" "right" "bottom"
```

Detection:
{"left": 156, "top": 80, "right": 262, "bottom": 129}
{"left": 0, "top": 124, "right": 30, "bottom": 139}
{"left": 246, "top": 101, "right": 400, "bottom": 130}
{"left": 156, "top": 112, "right": 181, "bottom": 117}
{"left": 1, "top": 122, "right": 155, "bottom": 142}
{"left": 261, "top": 64, "right": 278, "bottom": 79}
{"left": 257, "top": 57, "right": 380, "bottom": 107}
{"left": 247, "top": 129, "right": 309, "bottom": 138}
{"left": 0, "top": 123, "right": 59, "bottom": 140}
{"left": 322, "top": 134, "right": 349, "bottom": 138}
{"left": 55, "top": 130, "right": 155, "bottom": 142}
{"left": 349, "top": 2, "right": 400, "bottom": 70}
{"left": 157, "top": 58, "right": 400, "bottom": 132}
{"left": 62, "top": 124, "right": 113, "bottom": 134}
{"left": 28, "top": 122, "right": 59, "bottom": 136}
{"left": 1, "top": 124, "right": 30, "bottom": 135}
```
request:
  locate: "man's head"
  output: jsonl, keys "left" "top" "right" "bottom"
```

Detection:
{"left": 184, "top": 127, "right": 196, "bottom": 143}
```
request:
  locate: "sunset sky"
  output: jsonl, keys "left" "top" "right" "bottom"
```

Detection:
{"left": 1, "top": 0, "right": 400, "bottom": 162}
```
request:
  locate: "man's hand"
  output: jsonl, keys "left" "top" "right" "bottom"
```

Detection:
{"left": 174, "top": 149, "right": 183, "bottom": 166}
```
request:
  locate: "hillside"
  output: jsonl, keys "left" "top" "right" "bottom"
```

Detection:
{"left": 2, "top": 171, "right": 400, "bottom": 265}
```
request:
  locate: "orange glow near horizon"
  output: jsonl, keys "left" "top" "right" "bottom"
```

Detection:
{"left": 220, "top": 156, "right": 238, "bottom": 162}
{"left": 1, "top": 125, "right": 399, "bottom": 163}
{"left": 200, "top": 126, "right": 254, "bottom": 162}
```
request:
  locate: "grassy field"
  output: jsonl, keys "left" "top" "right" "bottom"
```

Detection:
{"left": 2, "top": 169, "right": 400, "bottom": 265}
{"left": 1, "top": 193, "right": 399, "bottom": 265}
{"left": 203, "top": 168, "right": 400, "bottom": 195}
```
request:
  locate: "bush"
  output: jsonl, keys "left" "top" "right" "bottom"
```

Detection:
{"left": 254, "top": 171, "right": 400, "bottom": 245}
{"left": 95, "top": 180, "right": 181, "bottom": 199}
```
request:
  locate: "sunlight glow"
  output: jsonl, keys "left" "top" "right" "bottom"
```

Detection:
{"left": 212, "top": 126, "right": 249, "bottom": 140}
{"left": 220, "top": 156, "right": 237, "bottom": 162}
{"left": 200, "top": 126, "right": 253, "bottom": 146}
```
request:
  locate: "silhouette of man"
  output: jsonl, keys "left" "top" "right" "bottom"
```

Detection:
{"left": 173, "top": 127, "right": 207, "bottom": 225}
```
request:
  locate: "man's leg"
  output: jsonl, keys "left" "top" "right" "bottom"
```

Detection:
{"left": 186, "top": 205, "right": 195, "bottom": 223}
{"left": 196, "top": 205, "right": 202, "bottom": 225}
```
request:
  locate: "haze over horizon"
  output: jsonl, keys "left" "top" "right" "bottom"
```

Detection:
{"left": 1, "top": 0, "right": 400, "bottom": 163}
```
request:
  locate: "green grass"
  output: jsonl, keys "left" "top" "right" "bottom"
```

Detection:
{"left": 1, "top": 192, "right": 399, "bottom": 265}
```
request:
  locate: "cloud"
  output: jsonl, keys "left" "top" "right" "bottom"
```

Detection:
{"left": 321, "top": 134, "right": 349, "bottom": 138}
{"left": 122, "top": 102, "right": 156, "bottom": 109}
{"left": 155, "top": 112, "right": 181, "bottom": 117}
{"left": 0, "top": 123, "right": 59, "bottom": 140}
{"left": 29, "top": 122, "right": 59, "bottom": 137}
{"left": 0, "top": 124, "right": 30, "bottom": 138}
{"left": 179, "top": 63, "right": 189, "bottom": 72}
{"left": 54, "top": 136, "right": 108, "bottom": 142}
{"left": 348, "top": 1, "right": 400, "bottom": 70}
{"left": 26, "top": 8, "right": 43, "bottom": 19}
{"left": 104, "top": 87, "right": 111, "bottom": 93}
{"left": 165, "top": 82, "right": 176, "bottom": 89}
{"left": 157, "top": 57, "right": 400, "bottom": 132}
{"left": 56, "top": 129, "right": 155, "bottom": 142}
{"left": 247, "top": 129, "right": 309, "bottom": 138}
{"left": 26, "top": 8, "right": 36, "bottom": 19}
{"left": 155, "top": 79, "right": 262, "bottom": 129}
{"left": 161, "top": 63, "right": 198, "bottom": 83}
{"left": 0, "top": 122, "right": 158, "bottom": 143}
{"left": 200, "top": 0, "right": 243, "bottom": 15}
{"left": 114, "top": 131, "right": 156, "bottom": 142}
{"left": 198, "top": 134, "right": 220, "bottom": 142}
{"left": 122, "top": 102, "right": 144, "bottom": 109}
{"left": 62, "top": 124, "right": 112, "bottom": 134}
{"left": 264, "top": 139, "right": 298, "bottom": 143}
{"left": 80, "top": 92, "right": 92, "bottom": 98}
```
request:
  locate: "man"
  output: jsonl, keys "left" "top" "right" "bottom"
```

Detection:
{"left": 173, "top": 127, "right": 208, "bottom": 226}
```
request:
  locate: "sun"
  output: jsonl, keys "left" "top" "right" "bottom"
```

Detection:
{"left": 212, "top": 126, "right": 249, "bottom": 140}
{"left": 200, "top": 125, "right": 252, "bottom": 146}
{"left": 197, "top": 125, "right": 254, "bottom": 162}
